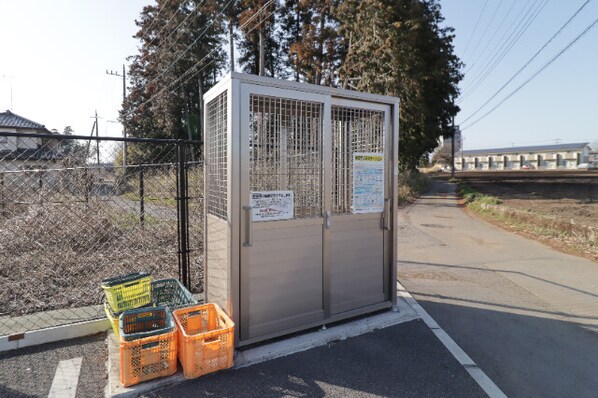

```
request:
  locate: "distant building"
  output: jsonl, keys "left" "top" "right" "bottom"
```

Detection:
{"left": 590, "top": 152, "right": 598, "bottom": 167}
{"left": 0, "top": 110, "right": 61, "bottom": 170}
{"left": 458, "top": 142, "right": 591, "bottom": 171}
{"left": 438, "top": 126, "right": 462, "bottom": 153}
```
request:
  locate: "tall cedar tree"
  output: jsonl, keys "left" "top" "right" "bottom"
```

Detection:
{"left": 121, "top": 0, "right": 226, "bottom": 163}
{"left": 337, "top": 0, "right": 462, "bottom": 170}
{"left": 238, "top": 0, "right": 285, "bottom": 77}
{"left": 279, "top": 1, "right": 343, "bottom": 85}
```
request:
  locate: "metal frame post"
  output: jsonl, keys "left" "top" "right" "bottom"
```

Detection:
{"left": 139, "top": 165, "right": 145, "bottom": 226}
{"left": 177, "top": 141, "right": 190, "bottom": 289}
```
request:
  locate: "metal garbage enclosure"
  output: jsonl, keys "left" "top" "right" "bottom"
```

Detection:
{"left": 204, "top": 73, "right": 399, "bottom": 346}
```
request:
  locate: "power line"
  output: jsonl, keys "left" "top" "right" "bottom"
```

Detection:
{"left": 463, "top": 0, "right": 550, "bottom": 99}
{"left": 460, "top": 0, "right": 537, "bottom": 90}
{"left": 462, "top": 0, "right": 489, "bottom": 58}
{"left": 136, "top": 0, "right": 276, "bottom": 111}
{"left": 460, "top": 0, "right": 591, "bottom": 124}
{"left": 461, "top": 0, "right": 548, "bottom": 99}
{"left": 147, "top": 0, "right": 237, "bottom": 88}
{"left": 460, "top": 0, "right": 548, "bottom": 99}
{"left": 466, "top": 0, "right": 504, "bottom": 67}
{"left": 159, "top": 0, "right": 207, "bottom": 50}
{"left": 138, "top": 0, "right": 173, "bottom": 44}
{"left": 462, "top": 15, "right": 598, "bottom": 131}
{"left": 137, "top": 0, "right": 209, "bottom": 67}
{"left": 166, "top": 2, "right": 278, "bottom": 97}
{"left": 463, "top": 0, "right": 519, "bottom": 75}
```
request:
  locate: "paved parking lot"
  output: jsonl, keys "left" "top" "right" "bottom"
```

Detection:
{"left": 0, "top": 333, "right": 106, "bottom": 398}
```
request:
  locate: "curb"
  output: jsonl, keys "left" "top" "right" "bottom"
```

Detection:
{"left": 0, "top": 318, "right": 110, "bottom": 353}
{"left": 397, "top": 280, "right": 507, "bottom": 398}
{"left": 106, "top": 292, "right": 418, "bottom": 397}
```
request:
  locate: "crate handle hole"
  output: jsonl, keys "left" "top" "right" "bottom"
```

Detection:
{"left": 141, "top": 341, "right": 159, "bottom": 350}
{"left": 188, "top": 310, "right": 204, "bottom": 317}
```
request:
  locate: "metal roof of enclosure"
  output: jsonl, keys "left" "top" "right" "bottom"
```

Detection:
{"left": 203, "top": 73, "right": 400, "bottom": 346}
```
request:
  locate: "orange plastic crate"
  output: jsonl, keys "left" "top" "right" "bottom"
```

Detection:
{"left": 173, "top": 303, "right": 234, "bottom": 379}
{"left": 119, "top": 325, "right": 178, "bottom": 387}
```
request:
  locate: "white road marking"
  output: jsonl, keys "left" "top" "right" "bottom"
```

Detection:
{"left": 48, "top": 357, "right": 83, "bottom": 398}
{"left": 397, "top": 282, "right": 508, "bottom": 398}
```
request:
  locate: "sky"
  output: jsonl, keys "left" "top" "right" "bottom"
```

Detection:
{"left": 0, "top": 0, "right": 597, "bottom": 150}
{"left": 0, "top": 0, "right": 147, "bottom": 138}
{"left": 441, "top": 0, "right": 598, "bottom": 150}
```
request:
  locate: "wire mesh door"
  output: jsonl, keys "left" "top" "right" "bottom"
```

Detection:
{"left": 239, "top": 85, "right": 327, "bottom": 341}
{"left": 327, "top": 99, "right": 391, "bottom": 315}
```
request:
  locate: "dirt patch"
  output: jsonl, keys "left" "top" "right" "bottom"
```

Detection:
{"left": 468, "top": 178, "right": 598, "bottom": 227}
{"left": 463, "top": 178, "right": 598, "bottom": 261}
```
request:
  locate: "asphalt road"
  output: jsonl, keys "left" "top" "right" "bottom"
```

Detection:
{"left": 0, "top": 333, "right": 106, "bottom": 398}
{"left": 398, "top": 181, "right": 598, "bottom": 398}
{"left": 141, "top": 320, "right": 485, "bottom": 398}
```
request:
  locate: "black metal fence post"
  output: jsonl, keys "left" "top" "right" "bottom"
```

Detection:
{"left": 139, "top": 165, "right": 145, "bottom": 227}
{"left": 176, "top": 141, "right": 190, "bottom": 289}
{"left": 0, "top": 173, "right": 4, "bottom": 217}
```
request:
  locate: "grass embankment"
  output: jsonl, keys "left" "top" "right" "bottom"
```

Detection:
{"left": 398, "top": 171, "right": 431, "bottom": 206}
{"left": 457, "top": 181, "right": 598, "bottom": 261}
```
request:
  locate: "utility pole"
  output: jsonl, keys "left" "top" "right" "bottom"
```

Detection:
{"left": 258, "top": 7, "right": 265, "bottom": 76}
{"left": 229, "top": 22, "right": 235, "bottom": 72}
{"left": 106, "top": 65, "right": 127, "bottom": 170}
{"left": 95, "top": 110, "right": 100, "bottom": 166}
{"left": 451, "top": 120, "right": 455, "bottom": 178}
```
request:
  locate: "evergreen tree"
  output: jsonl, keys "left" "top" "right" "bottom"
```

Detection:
{"left": 278, "top": 0, "right": 343, "bottom": 85}
{"left": 122, "top": 0, "right": 227, "bottom": 162}
{"left": 238, "top": 0, "right": 285, "bottom": 77}
{"left": 337, "top": 0, "right": 462, "bottom": 170}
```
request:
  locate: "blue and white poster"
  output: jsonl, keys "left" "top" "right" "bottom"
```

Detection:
{"left": 352, "top": 152, "right": 385, "bottom": 214}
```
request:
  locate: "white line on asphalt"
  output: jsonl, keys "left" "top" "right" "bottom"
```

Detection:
{"left": 397, "top": 281, "right": 508, "bottom": 398}
{"left": 48, "top": 357, "right": 83, "bottom": 398}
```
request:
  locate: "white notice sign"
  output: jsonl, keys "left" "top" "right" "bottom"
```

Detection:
{"left": 250, "top": 191, "right": 294, "bottom": 222}
{"left": 353, "top": 152, "right": 385, "bottom": 214}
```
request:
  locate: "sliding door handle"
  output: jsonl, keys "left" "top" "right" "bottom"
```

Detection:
{"left": 243, "top": 206, "right": 253, "bottom": 247}
{"left": 384, "top": 199, "right": 391, "bottom": 230}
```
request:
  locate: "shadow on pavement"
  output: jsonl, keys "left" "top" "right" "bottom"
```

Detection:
{"left": 142, "top": 320, "right": 486, "bottom": 398}
{"left": 0, "top": 385, "right": 37, "bottom": 398}
{"left": 416, "top": 299, "right": 598, "bottom": 398}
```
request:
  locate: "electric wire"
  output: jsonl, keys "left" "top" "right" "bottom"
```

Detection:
{"left": 137, "top": 0, "right": 173, "bottom": 44}
{"left": 460, "top": 0, "right": 591, "bottom": 125}
{"left": 165, "top": 3, "right": 279, "bottom": 100}
{"left": 461, "top": 0, "right": 549, "bottom": 99}
{"left": 462, "top": 0, "right": 490, "bottom": 58}
{"left": 461, "top": 15, "right": 598, "bottom": 131}
{"left": 461, "top": 0, "right": 548, "bottom": 97}
{"left": 147, "top": 0, "right": 237, "bottom": 87}
{"left": 460, "top": 0, "right": 548, "bottom": 100}
{"left": 463, "top": 0, "right": 518, "bottom": 75}
{"left": 135, "top": 0, "right": 276, "bottom": 111}
{"left": 461, "top": 0, "right": 537, "bottom": 89}
{"left": 466, "top": 0, "right": 504, "bottom": 69}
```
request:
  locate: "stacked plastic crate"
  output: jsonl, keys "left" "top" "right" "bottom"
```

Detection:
{"left": 102, "top": 273, "right": 235, "bottom": 386}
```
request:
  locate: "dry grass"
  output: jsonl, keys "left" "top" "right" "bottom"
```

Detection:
{"left": 398, "top": 171, "right": 431, "bottom": 206}
{"left": 0, "top": 198, "right": 203, "bottom": 317}
{"left": 460, "top": 183, "right": 598, "bottom": 261}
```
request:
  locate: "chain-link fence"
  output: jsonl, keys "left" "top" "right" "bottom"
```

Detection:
{"left": 0, "top": 132, "right": 203, "bottom": 336}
